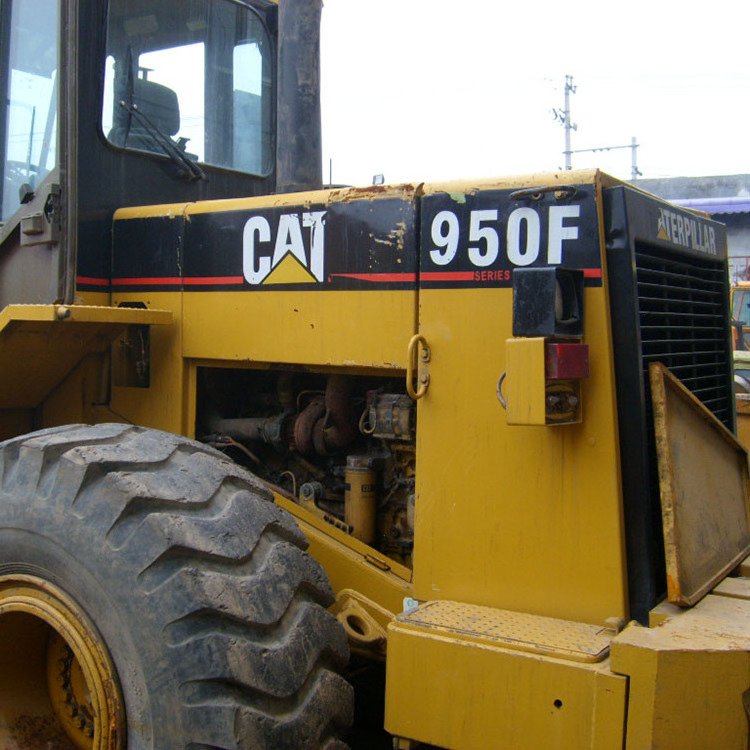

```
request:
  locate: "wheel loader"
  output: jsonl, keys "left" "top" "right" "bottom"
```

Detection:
{"left": 1, "top": 0, "right": 749, "bottom": 748}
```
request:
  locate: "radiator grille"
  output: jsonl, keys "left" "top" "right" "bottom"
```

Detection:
{"left": 605, "top": 186, "right": 732, "bottom": 624}
{"left": 635, "top": 242, "right": 733, "bottom": 428}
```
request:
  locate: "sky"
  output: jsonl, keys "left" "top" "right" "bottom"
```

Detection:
{"left": 320, "top": 0, "right": 750, "bottom": 188}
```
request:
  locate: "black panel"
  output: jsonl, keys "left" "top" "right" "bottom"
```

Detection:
{"left": 182, "top": 195, "right": 418, "bottom": 291}
{"left": 112, "top": 215, "right": 184, "bottom": 291}
{"left": 110, "top": 193, "right": 418, "bottom": 292}
{"left": 605, "top": 186, "right": 733, "bottom": 623}
{"left": 420, "top": 184, "right": 601, "bottom": 289}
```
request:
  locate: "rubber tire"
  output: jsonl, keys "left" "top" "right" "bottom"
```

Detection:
{"left": 0, "top": 423, "right": 353, "bottom": 749}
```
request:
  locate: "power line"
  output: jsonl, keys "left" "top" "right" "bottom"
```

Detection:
{"left": 567, "top": 137, "right": 642, "bottom": 180}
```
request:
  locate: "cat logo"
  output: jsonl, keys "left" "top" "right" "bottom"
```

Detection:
{"left": 656, "top": 207, "right": 716, "bottom": 256}
{"left": 243, "top": 211, "right": 327, "bottom": 285}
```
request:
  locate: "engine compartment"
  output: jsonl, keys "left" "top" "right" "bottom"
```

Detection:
{"left": 197, "top": 366, "right": 416, "bottom": 568}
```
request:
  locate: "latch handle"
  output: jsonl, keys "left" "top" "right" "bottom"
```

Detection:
{"left": 406, "top": 334, "right": 430, "bottom": 400}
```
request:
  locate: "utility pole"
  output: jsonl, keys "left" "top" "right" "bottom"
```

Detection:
{"left": 553, "top": 75, "right": 578, "bottom": 170}
{"left": 630, "top": 136, "right": 641, "bottom": 180}
{"left": 552, "top": 75, "right": 642, "bottom": 178}
{"left": 563, "top": 75, "right": 576, "bottom": 170}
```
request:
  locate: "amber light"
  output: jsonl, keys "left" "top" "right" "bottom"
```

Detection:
{"left": 545, "top": 342, "right": 589, "bottom": 380}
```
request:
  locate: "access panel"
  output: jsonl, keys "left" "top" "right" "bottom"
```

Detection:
{"left": 412, "top": 172, "right": 629, "bottom": 626}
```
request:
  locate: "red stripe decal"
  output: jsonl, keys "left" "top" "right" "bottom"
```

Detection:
{"left": 421, "top": 269, "right": 602, "bottom": 281}
{"left": 183, "top": 276, "right": 244, "bottom": 285}
{"left": 328, "top": 273, "right": 417, "bottom": 283}
{"left": 112, "top": 277, "right": 182, "bottom": 286}
{"left": 111, "top": 276, "right": 245, "bottom": 286}
{"left": 105, "top": 269, "right": 602, "bottom": 287}
{"left": 419, "top": 271, "right": 476, "bottom": 281}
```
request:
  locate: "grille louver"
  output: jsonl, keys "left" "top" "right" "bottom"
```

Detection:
{"left": 635, "top": 242, "right": 733, "bottom": 428}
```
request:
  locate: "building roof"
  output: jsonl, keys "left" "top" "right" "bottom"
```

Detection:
{"left": 631, "top": 175, "right": 750, "bottom": 216}
{"left": 673, "top": 197, "right": 750, "bottom": 215}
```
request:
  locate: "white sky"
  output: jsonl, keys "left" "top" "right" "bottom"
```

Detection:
{"left": 320, "top": 0, "right": 750, "bottom": 187}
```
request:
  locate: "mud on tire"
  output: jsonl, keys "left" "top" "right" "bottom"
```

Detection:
{"left": 0, "top": 423, "right": 353, "bottom": 749}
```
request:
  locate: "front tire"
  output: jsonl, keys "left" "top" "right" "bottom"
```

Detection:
{"left": 0, "top": 423, "right": 353, "bottom": 749}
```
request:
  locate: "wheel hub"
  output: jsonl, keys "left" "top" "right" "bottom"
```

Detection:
{"left": 0, "top": 574, "right": 124, "bottom": 749}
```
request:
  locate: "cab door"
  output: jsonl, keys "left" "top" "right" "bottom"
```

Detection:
{"left": 0, "top": 0, "right": 75, "bottom": 307}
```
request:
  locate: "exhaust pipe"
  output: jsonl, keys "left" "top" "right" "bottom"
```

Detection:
{"left": 276, "top": 0, "right": 323, "bottom": 193}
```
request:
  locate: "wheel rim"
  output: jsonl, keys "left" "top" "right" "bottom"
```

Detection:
{"left": 0, "top": 574, "right": 124, "bottom": 749}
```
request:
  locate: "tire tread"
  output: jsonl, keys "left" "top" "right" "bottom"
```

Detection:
{"left": 0, "top": 424, "right": 352, "bottom": 748}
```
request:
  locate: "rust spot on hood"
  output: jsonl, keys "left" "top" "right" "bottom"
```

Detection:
{"left": 328, "top": 182, "right": 421, "bottom": 204}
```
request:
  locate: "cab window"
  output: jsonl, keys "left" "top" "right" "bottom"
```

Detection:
{"left": 0, "top": 0, "right": 59, "bottom": 223}
{"left": 102, "top": 0, "right": 273, "bottom": 176}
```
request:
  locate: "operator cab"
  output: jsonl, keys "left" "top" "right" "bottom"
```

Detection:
{"left": 0, "top": 0, "right": 301, "bottom": 308}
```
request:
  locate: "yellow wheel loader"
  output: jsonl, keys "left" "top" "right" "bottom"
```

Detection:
{"left": 0, "top": 1, "right": 748, "bottom": 748}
